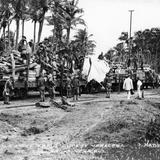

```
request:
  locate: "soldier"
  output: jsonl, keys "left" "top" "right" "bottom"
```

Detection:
{"left": 141, "top": 80, "right": 145, "bottom": 99}
{"left": 3, "top": 76, "right": 14, "bottom": 105}
{"left": 46, "top": 73, "right": 55, "bottom": 102}
{"left": 28, "top": 39, "right": 34, "bottom": 57}
{"left": 66, "top": 76, "right": 72, "bottom": 98}
{"left": 133, "top": 55, "right": 138, "bottom": 70}
{"left": 139, "top": 55, "right": 144, "bottom": 70}
{"left": 36, "top": 43, "right": 47, "bottom": 73}
{"left": 18, "top": 36, "right": 27, "bottom": 60}
{"left": 72, "top": 74, "right": 80, "bottom": 101}
{"left": 104, "top": 72, "right": 112, "bottom": 98}
{"left": 38, "top": 73, "right": 46, "bottom": 102}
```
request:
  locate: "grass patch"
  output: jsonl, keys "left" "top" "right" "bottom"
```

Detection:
{"left": 82, "top": 100, "right": 160, "bottom": 159}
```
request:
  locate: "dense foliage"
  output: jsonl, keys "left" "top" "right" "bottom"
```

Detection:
{"left": 105, "top": 28, "right": 160, "bottom": 72}
{"left": 0, "top": 0, "right": 96, "bottom": 58}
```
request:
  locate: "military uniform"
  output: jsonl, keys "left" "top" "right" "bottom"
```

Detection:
{"left": 66, "top": 77, "right": 72, "bottom": 98}
{"left": 72, "top": 76, "right": 80, "bottom": 101}
{"left": 46, "top": 74, "right": 55, "bottom": 102}
{"left": 38, "top": 75, "right": 46, "bottom": 102}
{"left": 104, "top": 73, "right": 112, "bottom": 98}
{"left": 18, "top": 36, "right": 27, "bottom": 60}
{"left": 3, "top": 77, "right": 14, "bottom": 104}
{"left": 36, "top": 43, "right": 46, "bottom": 73}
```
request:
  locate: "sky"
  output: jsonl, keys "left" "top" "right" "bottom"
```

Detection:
{"left": 78, "top": 0, "right": 160, "bottom": 54}
{"left": 10, "top": 0, "right": 160, "bottom": 55}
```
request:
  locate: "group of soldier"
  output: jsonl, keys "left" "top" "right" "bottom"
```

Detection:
{"left": 103, "top": 69, "right": 147, "bottom": 100}
{"left": 3, "top": 35, "right": 155, "bottom": 104}
{"left": 2, "top": 68, "right": 146, "bottom": 105}
{"left": 34, "top": 38, "right": 81, "bottom": 102}
{"left": 3, "top": 72, "right": 80, "bottom": 104}
{"left": 3, "top": 36, "right": 33, "bottom": 104}
{"left": 37, "top": 72, "right": 55, "bottom": 102}
{"left": 38, "top": 72, "right": 80, "bottom": 102}
{"left": 2, "top": 35, "right": 82, "bottom": 104}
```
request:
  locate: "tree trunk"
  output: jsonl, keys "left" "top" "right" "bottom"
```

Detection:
{"left": 15, "top": 19, "right": 20, "bottom": 50}
{"left": 66, "top": 27, "right": 71, "bottom": 45}
{"left": 37, "top": 16, "right": 45, "bottom": 43}
{"left": 149, "top": 52, "right": 151, "bottom": 65}
{"left": 3, "top": 27, "right": 6, "bottom": 51}
{"left": 155, "top": 45, "right": 158, "bottom": 73}
{"left": 22, "top": 19, "right": 25, "bottom": 37}
{"left": 8, "top": 23, "right": 10, "bottom": 50}
{"left": 33, "top": 21, "right": 37, "bottom": 51}
{"left": 0, "top": 26, "right": 2, "bottom": 36}
{"left": 52, "top": 29, "right": 54, "bottom": 44}
{"left": 10, "top": 52, "right": 15, "bottom": 79}
{"left": 51, "top": 29, "right": 55, "bottom": 53}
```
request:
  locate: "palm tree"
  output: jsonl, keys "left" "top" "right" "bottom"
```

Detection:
{"left": 37, "top": 0, "right": 48, "bottom": 43}
{"left": 149, "top": 28, "right": 160, "bottom": 72}
{"left": 0, "top": 0, "right": 13, "bottom": 50}
{"left": 74, "top": 28, "right": 96, "bottom": 56}
{"left": 9, "top": 0, "right": 28, "bottom": 49}
{"left": 113, "top": 43, "right": 126, "bottom": 63}
{"left": 21, "top": 5, "right": 30, "bottom": 37}
{"left": 128, "top": 28, "right": 160, "bottom": 71}
{"left": 6, "top": 30, "right": 15, "bottom": 48}
{"left": 119, "top": 32, "right": 128, "bottom": 41}
{"left": 104, "top": 49, "right": 115, "bottom": 62}
{"left": 46, "top": 12, "right": 64, "bottom": 52}
{"left": 28, "top": 0, "right": 41, "bottom": 51}
{"left": 28, "top": 0, "right": 49, "bottom": 49}
{"left": 57, "top": 0, "right": 85, "bottom": 45}
{"left": 66, "top": 28, "right": 96, "bottom": 70}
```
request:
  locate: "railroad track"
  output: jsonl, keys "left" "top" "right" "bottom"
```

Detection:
{"left": 0, "top": 103, "right": 35, "bottom": 110}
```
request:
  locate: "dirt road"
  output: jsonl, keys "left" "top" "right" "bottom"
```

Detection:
{"left": 0, "top": 89, "right": 160, "bottom": 160}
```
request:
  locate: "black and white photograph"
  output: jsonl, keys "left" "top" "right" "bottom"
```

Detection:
{"left": 0, "top": 0, "right": 160, "bottom": 159}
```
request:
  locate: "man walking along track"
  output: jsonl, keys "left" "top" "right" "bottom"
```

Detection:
{"left": 123, "top": 74, "right": 133, "bottom": 100}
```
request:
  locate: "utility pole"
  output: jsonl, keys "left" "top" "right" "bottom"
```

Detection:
{"left": 129, "top": 10, "right": 134, "bottom": 58}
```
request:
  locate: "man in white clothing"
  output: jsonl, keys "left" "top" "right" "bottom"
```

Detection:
{"left": 123, "top": 74, "right": 133, "bottom": 99}
{"left": 137, "top": 77, "right": 142, "bottom": 99}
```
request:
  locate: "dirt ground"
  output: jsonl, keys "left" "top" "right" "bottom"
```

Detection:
{"left": 0, "top": 89, "right": 160, "bottom": 160}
